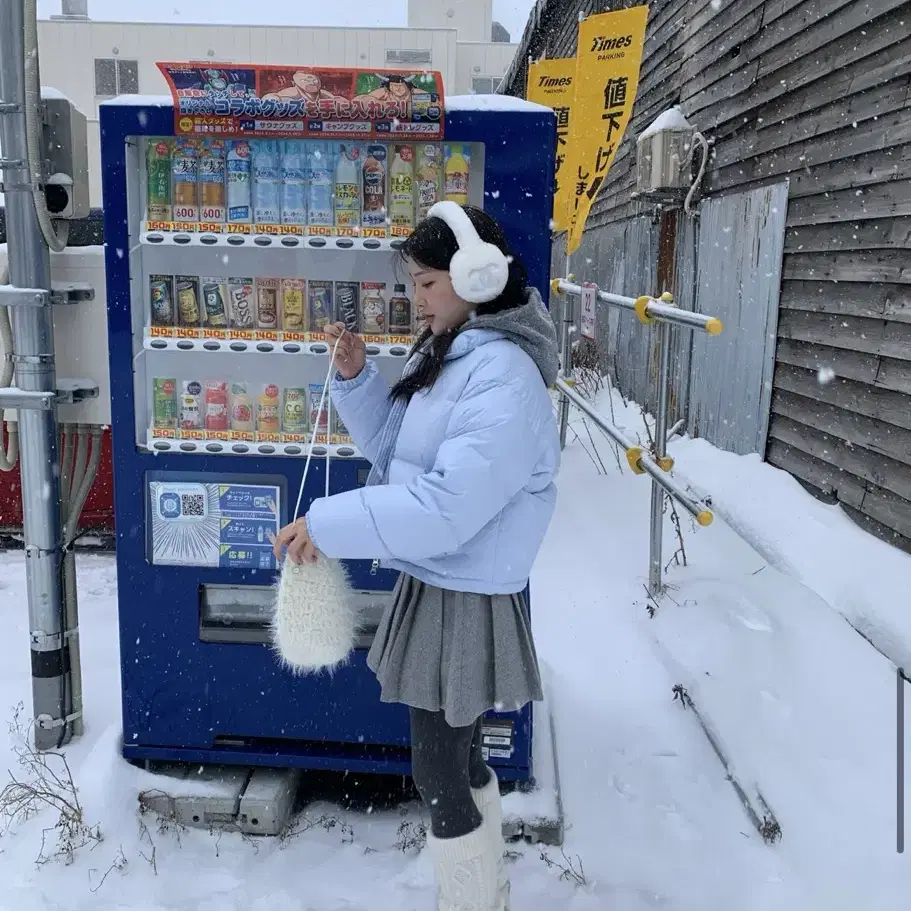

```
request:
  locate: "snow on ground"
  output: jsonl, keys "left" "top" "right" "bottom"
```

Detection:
{"left": 0, "top": 380, "right": 908, "bottom": 910}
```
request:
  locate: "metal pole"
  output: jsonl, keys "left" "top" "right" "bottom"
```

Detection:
{"left": 0, "top": 0, "right": 70, "bottom": 750}
{"left": 558, "top": 248, "right": 573, "bottom": 449}
{"left": 648, "top": 318, "right": 672, "bottom": 596}
{"left": 558, "top": 298, "right": 572, "bottom": 449}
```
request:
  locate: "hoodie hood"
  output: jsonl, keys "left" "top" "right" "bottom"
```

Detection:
{"left": 445, "top": 286, "right": 560, "bottom": 387}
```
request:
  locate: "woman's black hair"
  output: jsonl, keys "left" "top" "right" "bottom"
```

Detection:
{"left": 389, "top": 205, "right": 528, "bottom": 402}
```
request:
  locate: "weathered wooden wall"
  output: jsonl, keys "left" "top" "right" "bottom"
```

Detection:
{"left": 504, "top": 0, "right": 911, "bottom": 553}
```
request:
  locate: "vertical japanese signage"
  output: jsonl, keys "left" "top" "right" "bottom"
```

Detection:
{"left": 580, "top": 282, "right": 598, "bottom": 340}
{"left": 566, "top": 6, "right": 648, "bottom": 255}
{"left": 526, "top": 58, "right": 576, "bottom": 233}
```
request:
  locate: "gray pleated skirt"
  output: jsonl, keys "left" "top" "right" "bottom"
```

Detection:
{"left": 366, "top": 573, "right": 544, "bottom": 729}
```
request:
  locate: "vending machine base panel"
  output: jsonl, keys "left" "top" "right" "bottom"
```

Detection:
{"left": 132, "top": 686, "right": 564, "bottom": 845}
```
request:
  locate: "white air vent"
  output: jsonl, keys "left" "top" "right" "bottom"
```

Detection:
{"left": 385, "top": 49, "right": 432, "bottom": 66}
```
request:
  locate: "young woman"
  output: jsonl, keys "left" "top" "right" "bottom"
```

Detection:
{"left": 273, "top": 204, "right": 560, "bottom": 911}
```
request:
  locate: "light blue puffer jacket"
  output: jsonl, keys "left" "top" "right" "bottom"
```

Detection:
{"left": 306, "top": 288, "right": 561, "bottom": 595}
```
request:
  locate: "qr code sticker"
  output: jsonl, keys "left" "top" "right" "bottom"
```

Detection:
{"left": 181, "top": 493, "right": 206, "bottom": 517}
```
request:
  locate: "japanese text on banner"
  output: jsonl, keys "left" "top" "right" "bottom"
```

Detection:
{"left": 566, "top": 6, "right": 648, "bottom": 255}
{"left": 526, "top": 58, "right": 576, "bottom": 233}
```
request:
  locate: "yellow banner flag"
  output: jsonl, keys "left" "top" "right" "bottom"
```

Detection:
{"left": 566, "top": 5, "right": 648, "bottom": 255}
{"left": 526, "top": 58, "right": 576, "bottom": 233}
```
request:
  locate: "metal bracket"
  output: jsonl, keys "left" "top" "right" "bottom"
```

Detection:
{"left": 0, "top": 379, "right": 98, "bottom": 410}
{"left": 0, "top": 283, "right": 95, "bottom": 307}
{"left": 31, "top": 630, "right": 63, "bottom": 652}
{"left": 0, "top": 388, "right": 56, "bottom": 410}
{"left": 52, "top": 282, "right": 95, "bottom": 304}
{"left": 36, "top": 710, "right": 83, "bottom": 731}
{"left": 56, "top": 378, "right": 99, "bottom": 405}
{"left": 0, "top": 102, "right": 22, "bottom": 114}
{"left": 0, "top": 158, "right": 25, "bottom": 170}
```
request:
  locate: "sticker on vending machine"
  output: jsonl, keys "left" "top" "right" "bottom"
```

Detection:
{"left": 198, "top": 138, "right": 227, "bottom": 224}
{"left": 174, "top": 275, "right": 202, "bottom": 336}
{"left": 228, "top": 277, "right": 256, "bottom": 337}
{"left": 256, "top": 384, "right": 281, "bottom": 442}
{"left": 307, "top": 280, "right": 333, "bottom": 336}
{"left": 203, "top": 381, "right": 229, "bottom": 439}
{"left": 200, "top": 278, "right": 230, "bottom": 338}
{"left": 149, "top": 275, "right": 175, "bottom": 332}
{"left": 281, "top": 279, "right": 307, "bottom": 340}
{"left": 282, "top": 387, "right": 309, "bottom": 443}
{"left": 171, "top": 138, "right": 200, "bottom": 224}
{"left": 254, "top": 277, "right": 281, "bottom": 338}
{"left": 309, "top": 383, "right": 329, "bottom": 443}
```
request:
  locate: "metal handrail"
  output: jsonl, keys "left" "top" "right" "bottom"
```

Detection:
{"left": 552, "top": 278, "right": 723, "bottom": 335}
{"left": 555, "top": 378, "right": 713, "bottom": 528}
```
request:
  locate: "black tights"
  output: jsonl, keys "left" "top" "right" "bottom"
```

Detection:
{"left": 409, "top": 707, "right": 493, "bottom": 839}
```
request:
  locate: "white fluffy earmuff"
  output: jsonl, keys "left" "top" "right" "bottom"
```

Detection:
{"left": 427, "top": 200, "right": 510, "bottom": 304}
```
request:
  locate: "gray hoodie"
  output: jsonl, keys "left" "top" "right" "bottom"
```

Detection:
{"left": 457, "top": 286, "right": 560, "bottom": 387}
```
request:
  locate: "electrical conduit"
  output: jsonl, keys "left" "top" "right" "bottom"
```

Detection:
{"left": 23, "top": 0, "right": 68, "bottom": 253}
{"left": 0, "top": 264, "right": 19, "bottom": 471}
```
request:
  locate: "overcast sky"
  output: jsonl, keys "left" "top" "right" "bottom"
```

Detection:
{"left": 37, "top": 0, "right": 536, "bottom": 44}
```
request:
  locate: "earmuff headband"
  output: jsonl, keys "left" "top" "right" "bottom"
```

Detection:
{"left": 427, "top": 201, "right": 511, "bottom": 305}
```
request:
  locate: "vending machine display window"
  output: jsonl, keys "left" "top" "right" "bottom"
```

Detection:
{"left": 125, "top": 135, "right": 486, "bottom": 460}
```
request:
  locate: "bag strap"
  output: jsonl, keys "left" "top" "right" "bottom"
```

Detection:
{"left": 292, "top": 333, "right": 344, "bottom": 521}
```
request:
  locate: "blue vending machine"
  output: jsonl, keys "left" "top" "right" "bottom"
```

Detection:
{"left": 99, "top": 64, "right": 556, "bottom": 784}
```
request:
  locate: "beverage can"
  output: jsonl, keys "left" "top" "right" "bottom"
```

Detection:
{"left": 255, "top": 278, "right": 280, "bottom": 330}
{"left": 198, "top": 139, "right": 227, "bottom": 222}
{"left": 282, "top": 387, "right": 309, "bottom": 434}
{"left": 333, "top": 410, "right": 350, "bottom": 441}
{"left": 149, "top": 275, "right": 174, "bottom": 327}
{"left": 204, "top": 381, "right": 229, "bottom": 433}
{"left": 200, "top": 278, "right": 229, "bottom": 328}
{"left": 360, "top": 282, "right": 387, "bottom": 335}
{"left": 146, "top": 140, "right": 172, "bottom": 222}
{"left": 230, "top": 382, "right": 255, "bottom": 432}
{"left": 308, "top": 280, "right": 334, "bottom": 331}
{"left": 280, "top": 140, "right": 308, "bottom": 226}
{"left": 175, "top": 275, "right": 201, "bottom": 327}
{"left": 308, "top": 383, "right": 329, "bottom": 433}
{"left": 281, "top": 279, "right": 307, "bottom": 332}
{"left": 415, "top": 143, "right": 442, "bottom": 221}
{"left": 362, "top": 145, "right": 387, "bottom": 229}
{"left": 389, "top": 145, "right": 415, "bottom": 230}
{"left": 152, "top": 378, "right": 178, "bottom": 430}
{"left": 388, "top": 284, "right": 412, "bottom": 334}
{"left": 171, "top": 138, "right": 199, "bottom": 223}
{"left": 228, "top": 277, "right": 255, "bottom": 330}
{"left": 226, "top": 140, "right": 252, "bottom": 224}
{"left": 180, "top": 380, "right": 203, "bottom": 430}
{"left": 307, "top": 142, "right": 334, "bottom": 227}
{"left": 334, "top": 281, "right": 360, "bottom": 333}
{"left": 444, "top": 144, "right": 471, "bottom": 206}
{"left": 251, "top": 140, "right": 282, "bottom": 225}
{"left": 334, "top": 143, "right": 361, "bottom": 230}
{"left": 257, "top": 384, "right": 281, "bottom": 434}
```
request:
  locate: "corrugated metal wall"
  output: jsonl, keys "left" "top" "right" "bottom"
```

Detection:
{"left": 550, "top": 188, "right": 786, "bottom": 455}
{"left": 688, "top": 183, "right": 788, "bottom": 455}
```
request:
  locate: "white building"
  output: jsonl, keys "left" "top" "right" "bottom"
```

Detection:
{"left": 37, "top": 0, "right": 518, "bottom": 206}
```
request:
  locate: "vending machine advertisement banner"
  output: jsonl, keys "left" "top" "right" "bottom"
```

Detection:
{"left": 157, "top": 63, "right": 446, "bottom": 140}
{"left": 566, "top": 7, "right": 648, "bottom": 255}
{"left": 526, "top": 58, "right": 576, "bottom": 234}
{"left": 148, "top": 477, "right": 282, "bottom": 569}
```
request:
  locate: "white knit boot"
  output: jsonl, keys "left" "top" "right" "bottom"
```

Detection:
{"left": 426, "top": 822, "right": 504, "bottom": 911}
{"left": 471, "top": 767, "right": 510, "bottom": 909}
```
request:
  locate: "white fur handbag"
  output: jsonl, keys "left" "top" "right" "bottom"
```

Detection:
{"left": 270, "top": 337, "right": 360, "bottom": 675}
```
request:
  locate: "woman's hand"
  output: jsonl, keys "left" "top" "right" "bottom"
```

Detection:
{"left": 273, "top": 517, "right": 318, "bottom": 564}
{"left": 325, "top": 323, "right": 366, "bottom": 380}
